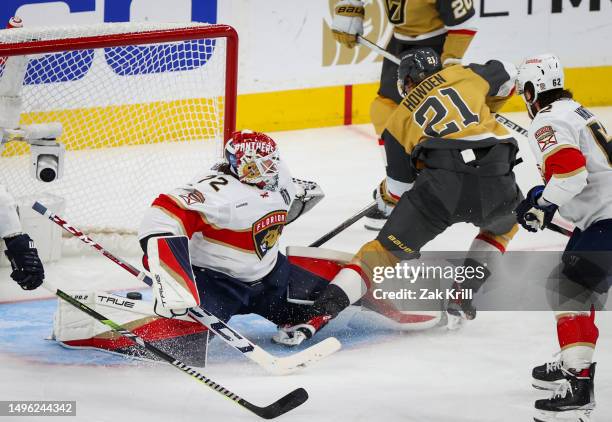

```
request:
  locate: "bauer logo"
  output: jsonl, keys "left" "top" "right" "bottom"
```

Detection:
{"left": 323, "top": 0, "right": 391, "bottom": 66}
{"left": 1, "top": 1, "right": 218, "bottom": 84}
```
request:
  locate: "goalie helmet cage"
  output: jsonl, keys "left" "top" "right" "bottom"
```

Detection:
{"left": 0, "top": 23, "right": 237, "bottom": 248}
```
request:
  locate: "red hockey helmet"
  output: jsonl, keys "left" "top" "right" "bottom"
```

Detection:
{"left": 225, "top": 130, "right": 280, "bottom": 190}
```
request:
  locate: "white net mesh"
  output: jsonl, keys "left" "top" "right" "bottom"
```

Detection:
{"left": 0, "top": 23, "right": 232, "bottom": 242}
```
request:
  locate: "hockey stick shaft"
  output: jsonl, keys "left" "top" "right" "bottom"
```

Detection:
{"left": 357, "top": 35, "right": 399, "bottom": 64}
{"left": 310, "top": 202, "right": 377, "bottom": 247}
{"left": 42, "top": 281, "right": 307, "bottom": 419}
{"left": 356, "top": 36, "right": 528, "bottom": 137}
{"left": 33, "top": 202, "right": 340, "bottom": 374}
{"left": 547, "top": 221, "right": 573, "bottom": 237}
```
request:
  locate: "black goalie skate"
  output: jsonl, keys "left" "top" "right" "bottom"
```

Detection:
{"left": 533, "top": 363, "right": 596, "bottom": 422}
{"left": 532, "top": 360, "right": 567, "bottom": 391}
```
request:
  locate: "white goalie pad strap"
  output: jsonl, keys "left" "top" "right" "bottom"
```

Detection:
{"left": 286, "top": 246, "right": 353, "bottom": 263}
{"left": 147, "top": 235, "right": 199, "bottom": 312}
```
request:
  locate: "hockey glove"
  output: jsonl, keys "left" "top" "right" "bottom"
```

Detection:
{"left": 331, "top": 0, "right": 365, "bottom": 48}
{"left": 514, "top": 186, "right": 558, "bottom": 233}
{"left": 4, "top": 233, "right": 44, "bottom": 290}
{"left": 272, "top": 284, "right": 350, "bottom": 347}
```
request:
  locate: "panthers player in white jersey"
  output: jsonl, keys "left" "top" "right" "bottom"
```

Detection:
{"left": 138, "top": 130, "right": 329, "bottom": 343}
{"left": 515, "top": 54, "right": 612, "bottom": 421}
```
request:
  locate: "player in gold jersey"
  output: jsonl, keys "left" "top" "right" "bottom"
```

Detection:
{"left": 332, "top": 0, "right": 477, "bottom": 229}
{"left": 274, "top": 49, "right": 523, "bottom": 345}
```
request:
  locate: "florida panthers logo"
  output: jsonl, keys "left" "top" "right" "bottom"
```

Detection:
{"left": 535, "top": 125, "right": 557, "bottom": 152}
{"left": 252, "top": 210, "right": 287, "bottom": 259}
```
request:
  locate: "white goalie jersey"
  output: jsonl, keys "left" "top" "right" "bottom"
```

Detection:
{"left": 139, "top": 162, "right": 296, "bottom": 282}
{"left": 527, "top": 99, "right": 612, "bottom": 230}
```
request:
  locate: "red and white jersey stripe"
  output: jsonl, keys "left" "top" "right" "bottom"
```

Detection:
{"left": 527, "top": 99, "right": 612, "bottom": 229}
{"left": 139, "top": 162, "right": 296, "bottom": 282}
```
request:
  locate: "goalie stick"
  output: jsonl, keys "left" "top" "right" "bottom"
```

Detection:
{"left": 33, "top": 202, "right": 341, "bottom": 375}
{"left": 42, "top": 281, "right": 308, "bottom": 419}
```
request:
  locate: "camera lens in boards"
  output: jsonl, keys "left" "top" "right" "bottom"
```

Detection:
{"left": 37, "top": 154, "right": 59, "bottom": 182}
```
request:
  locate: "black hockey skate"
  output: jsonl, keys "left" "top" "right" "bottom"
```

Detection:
{"left": 532, "top": 360, "right": 567, "bottom": 391}
{"left": 533, "top": 363, "right": 596, "bottom": 422}
{"left": 445, "top": 282, "right": 477, "bottom": 330}
{"left": 363, "top": 206, "right": 388, "bottom": 231}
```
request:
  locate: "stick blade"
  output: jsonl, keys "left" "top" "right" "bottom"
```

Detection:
{"left": 245, "top": 387, "right": 308, "bottom": 419}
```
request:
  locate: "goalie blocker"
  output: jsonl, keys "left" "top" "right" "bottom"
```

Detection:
{"left": 147, "top": 235, "right": 200, "bottom": 318}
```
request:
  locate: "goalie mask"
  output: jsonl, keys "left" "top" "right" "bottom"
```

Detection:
{"left": 225, "top": 130, "right": 280, "bottom": 191}
{"left": 516, "top": 54, "right": 564, "bottom": 119}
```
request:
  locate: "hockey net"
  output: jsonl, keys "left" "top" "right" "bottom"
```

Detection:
{"left": 0, "top": 22, "right": 237, "bottom": 255}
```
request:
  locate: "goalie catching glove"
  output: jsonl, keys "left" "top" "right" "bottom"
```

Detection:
{"left": 146, "top": 235, "right": 200, "bottom": 318}
{"left": 287, "top": 178, "right": 325, "bottom": 224}
{"left": 331, "top": 0, "right": 365, "bottom": 48}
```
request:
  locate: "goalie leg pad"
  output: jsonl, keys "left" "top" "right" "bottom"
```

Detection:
{"left": 53, "top": 291, "right": 209, "bottom": 366}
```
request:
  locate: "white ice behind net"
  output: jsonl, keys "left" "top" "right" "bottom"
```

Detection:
{"left": 0, "top": 23, "right": 227, "bottom": 253}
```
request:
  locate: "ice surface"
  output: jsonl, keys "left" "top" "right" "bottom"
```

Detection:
{"left": 1, "top": 109, "right": 611, "bottom": 421}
